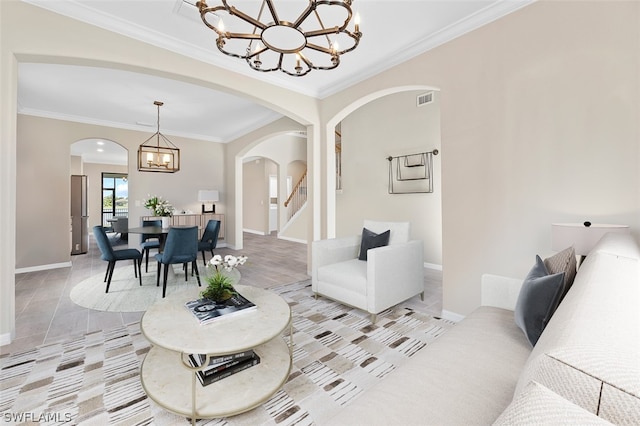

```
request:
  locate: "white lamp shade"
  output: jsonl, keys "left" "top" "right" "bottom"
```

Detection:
{"left": 551, "top": 223, "right": 630, "bottom": 256}
{"left": 198, "top": 190, "right": 219, "bottom": 202}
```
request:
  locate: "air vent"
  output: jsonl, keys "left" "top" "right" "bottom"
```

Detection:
{"left": 416, "top": 91, "right": 434, "bottom": 107}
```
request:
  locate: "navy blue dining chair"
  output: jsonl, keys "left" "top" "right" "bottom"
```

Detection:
{"left": 155, "top": 226, "right": 201, "bottom": 297}
{"left": 198, "top": 219, "right": 221, "bottom": 266}
{"left": 93, "top": 225, "right": 142, "bottom": 292}
{"left": 140, "top": 219, "right": 162, "bottom": 272}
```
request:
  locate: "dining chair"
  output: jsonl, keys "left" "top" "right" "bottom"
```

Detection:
{"left": 140, "top": 219, "right": 162, "bottom": 272}
{"left": 198, "top": 219, "right": 221, "bottom": 266}
{"left": 93, "top": 225, "right": 143, "bottom": 292}
{"left": 155, "top": 226, "right": 201, "bottom": 297}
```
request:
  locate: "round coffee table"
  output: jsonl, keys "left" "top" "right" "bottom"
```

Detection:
{"left": 140, "top": 285, "right": 292, "bottom": 423}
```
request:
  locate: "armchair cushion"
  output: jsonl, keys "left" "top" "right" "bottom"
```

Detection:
{"left": 358, "top": 227, "right": 390, "bottom": 261}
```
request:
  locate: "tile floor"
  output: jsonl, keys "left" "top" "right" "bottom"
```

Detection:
{"left": 1, "top": 232, "right": 442, "bottom": 355}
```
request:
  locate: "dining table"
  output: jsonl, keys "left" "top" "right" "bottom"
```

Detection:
{"left": 127, "top": 225, "right": 197, "bottom": 252}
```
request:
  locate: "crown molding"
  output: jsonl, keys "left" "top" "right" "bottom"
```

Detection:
{"left": 17, "top": 107, "right": 224, "bottom": 143}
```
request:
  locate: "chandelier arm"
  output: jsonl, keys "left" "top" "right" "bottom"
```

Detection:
{"left": 264, "top": 0, "right": 280, "bottom": 25}
{"left": 227, "top": 6, "right": 268, "bottom": 30}
{"left": 304, "top": 42, "right": 336, "bottom": 55}
{"left": 292, "top": 1, "right": 316, "bottom": 28}
{"left": 226, "top": 33, "right": 262, "bottom": 41}
{"left": 305, "top": 27, "right": 340, "bottom": 38}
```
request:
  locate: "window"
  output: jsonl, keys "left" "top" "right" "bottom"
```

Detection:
{"left": 102, "top": 173, "right": 128, "bottom": 228}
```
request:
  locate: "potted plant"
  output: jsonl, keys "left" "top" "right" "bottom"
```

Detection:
{"left": 201, "top": 254, "right": 248, "bottom": 302}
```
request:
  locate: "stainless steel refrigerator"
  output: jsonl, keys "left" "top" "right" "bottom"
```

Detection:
{"left": 71, "top": 174, "right": 89, "bottom": 255}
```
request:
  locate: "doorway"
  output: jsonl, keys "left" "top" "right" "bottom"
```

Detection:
{"left": 102, "top": 173, "right": 128, "bottom": 228}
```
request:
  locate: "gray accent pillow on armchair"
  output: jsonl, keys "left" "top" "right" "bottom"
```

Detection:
{"left": 514, "top": 256, "right": 565, "bottom": 346}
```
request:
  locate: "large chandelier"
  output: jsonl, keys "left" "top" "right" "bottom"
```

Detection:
{"left": 195, "top": 0, "right": 362, "bottom": 76}
{"left": 137, "top": 101, "right": 181, "bottom": 173}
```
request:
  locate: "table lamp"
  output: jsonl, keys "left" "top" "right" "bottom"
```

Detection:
{"left": 551, "top": 222, "right": 630, "bottom": 264}
{"left": 198, "top": 190, "right": 219, "bottom": 214}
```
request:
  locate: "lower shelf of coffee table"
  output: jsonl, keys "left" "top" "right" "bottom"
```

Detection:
{"left": 140, "top": 337, "right": 292, "bottom": 419}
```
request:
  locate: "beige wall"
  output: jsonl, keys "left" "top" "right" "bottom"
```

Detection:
{"left": 322, "top": 0, "right": 640, "bottom": 316}
{"left": 242, "top": 159, "right": 270, "bottom": 234}
{"left": 337, "top": 90, "right": 442, "bottom": 266}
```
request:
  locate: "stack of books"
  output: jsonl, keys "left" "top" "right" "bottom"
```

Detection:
{"left": 188, "top": 350, "right": 261, "bottom": 386}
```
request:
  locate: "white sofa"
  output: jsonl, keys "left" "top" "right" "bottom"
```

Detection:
{"left": 328, "top": 232, "right": 640, "bottom": 425}
{"left": 312, "top": 220, "right": 425, "bottom": 323}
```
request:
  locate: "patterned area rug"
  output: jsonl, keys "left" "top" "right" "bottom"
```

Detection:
{"left": 1, "top": 280, "right": 453, "bottom": 425}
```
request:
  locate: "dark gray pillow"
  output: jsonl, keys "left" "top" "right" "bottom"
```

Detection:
{"left": 514, "top": 256, "right": 565, "bottom": 346}
{"left": 358, "top": 227, "right": 390, "bottom": 261}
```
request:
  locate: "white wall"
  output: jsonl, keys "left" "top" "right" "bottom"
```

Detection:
{"left": 337, "top": 90, "right": 442, "bottom": 265}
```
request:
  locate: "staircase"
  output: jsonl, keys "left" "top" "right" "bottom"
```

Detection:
{"left": 284, "top": 170, "right": 307, "bottom": 221}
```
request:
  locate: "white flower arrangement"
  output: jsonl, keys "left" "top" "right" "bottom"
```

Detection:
{"left": 208, "top": 254, "right": 248, "bottom": 272}
{"left": 143, "top": 195, "right": 173, "bottom": 217}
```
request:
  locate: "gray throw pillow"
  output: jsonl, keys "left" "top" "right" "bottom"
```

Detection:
{"left": 358, "top": 227, "right": 390, "bottom": 261}
{"left": 544, "top": 246, "right": 577, "bottom": 302}
{"left": 514, "top": 256, "right": 565, "bottom": 346}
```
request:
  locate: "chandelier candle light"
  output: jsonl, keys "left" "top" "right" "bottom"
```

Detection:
{"left": 137, "top": 101, "right": 181, "bottom": 173}
{"left": 196, "top": 0, "right": 362, "bottom": 76}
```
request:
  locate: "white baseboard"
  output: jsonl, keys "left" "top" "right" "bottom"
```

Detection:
{"left": 277, "top": 235, "right": 307, "bottom": 245}
{"left": 15, "top": 261, "right": 72, "bottom": 274}
{"left": 424, "top": 262, "right": 442, "bottom": 271}
{"left": 243, "top": 228, "right": 268, "bottom": 236}
{"left": 441, "top": 309, "right": 465, "bottom": 323}
{"left": 0, "top": 332, "right": 14, "bottom": 346}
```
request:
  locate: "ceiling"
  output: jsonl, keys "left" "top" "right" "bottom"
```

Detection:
{"left": 18, "top": 0, "right": 533, "bottom": 164}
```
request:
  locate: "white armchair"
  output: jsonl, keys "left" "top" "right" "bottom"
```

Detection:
{"left": 311, "top": 220, "right": 425, "bottom": 323}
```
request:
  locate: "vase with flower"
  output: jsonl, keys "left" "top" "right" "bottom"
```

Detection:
{"left": 201, "top": 254, "right": 248, "bottom": 302}
{"left": 143, "top": 195, "right": 173, "bottom": 228}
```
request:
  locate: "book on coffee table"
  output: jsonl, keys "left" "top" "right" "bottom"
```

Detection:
{"left": 188, "top": 351, "right": 261, "bottom": 386}
{"left": 190, "top": 350, "right": 256, "bottom": 376}
{"left": 185, "top": 293, "right": 257, "bottom": 325}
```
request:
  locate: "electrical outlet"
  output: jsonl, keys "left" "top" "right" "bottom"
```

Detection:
{"left": 75, "top": 244, "right": 80, "bottom": 251}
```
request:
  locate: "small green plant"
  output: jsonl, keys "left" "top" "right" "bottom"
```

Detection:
{"left": 200, "top": 254, "right": 248, "bottom": 302}
{"left": 201, "top": 273, "right": 236, "bottom": 301}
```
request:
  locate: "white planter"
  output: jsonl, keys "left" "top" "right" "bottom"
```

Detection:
{"left": 161, "top": 216, "right": 170, "bottom": 229}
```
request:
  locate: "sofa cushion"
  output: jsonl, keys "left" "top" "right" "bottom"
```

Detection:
{"left": 317, "top": 259, "right": 367, "bottom": 294}
{"left": 327, "top": 306, "right": 532, "bottom": 426}
{"left": 494, "top": 381, "right": 611, "bottom": 425}
{"left": 358, "top": 227, "right": 390, "bottom": 261}
{"left": 544, "top": 246, "right": 577, "bottom": 300}
{"left": 514, "top": 256, "right": 565, "bottom": 346}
